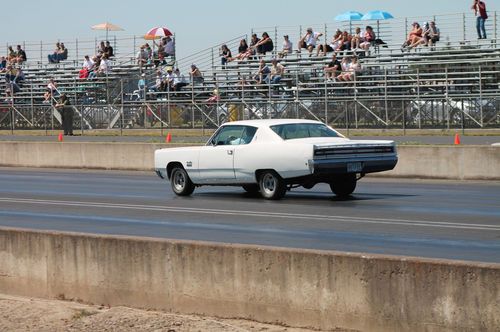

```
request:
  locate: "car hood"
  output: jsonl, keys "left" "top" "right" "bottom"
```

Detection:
{"left": 285, "top": 137, "right": 395, "bottom": 146}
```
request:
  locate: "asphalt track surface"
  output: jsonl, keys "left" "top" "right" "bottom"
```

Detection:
{"left": 0, "top": 167, "right": 499, "bottom": 263}
{"left": 1, "top": 134, "right": 500, "bottom": 145}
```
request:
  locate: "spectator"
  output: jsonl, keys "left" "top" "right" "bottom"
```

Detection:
{"left": 351, "top": 27, "right": 362, "bottom": 50}
{"left": 339, "top": 31, "right": 352, "bottom": 52}
{"left": 267, "top": 58, "right": 285, "bottom": 85}
{"left": 14, "top": 67, "right": 25, "bottom": 87}
{"left": 43, "top": 78, "right": 59, "bottom": 103}
{"left": 57, "top": 43, "right": 68, "bottom": 62}
{"left": 97, "top": 54, "right": 111, "bottom": 75}
{"left": 137, "top": 45, "right": 149, "bottom": 70}
{"left": 220, "top": 44, "right": 232, "bottom": 66}
{"left": 231, "top": 39, "right": 249, "bottom": 61}
{"left": 48, "top": 43, "right": 61, "bottom": 63}
{"left": 163, "top": 36, "right": 175, "bottom": 57}
{"left": 297, "top": 27, "right": 323, "bottom": 56}
{"left": 163, "top": 67, "right": 175, "bottom": 91}
{"left": 98, "top": 41, "right": 106, "bottom": 56}
{"left": 172, "top": 68, "right": 188, "bottom": 91}
{"left": 248, "top": 33, "right": 260, "bottom": 58}
{"left": 359, "top": 26, "right": 376, "bottom": 52}
{"left": 190, "top": 64, "right": 204, "bottom": 85}
{"left": 402, "top": 22, "right": 423, "bottom": 51}
{"left": 254, "top": 59, "right": 270, "bottom": 84}
{"left": 278, "top": 35, "right": 293, "bottom": 58}
{"left": 55, "top": 94, "right": 73, "bottom": 136}
{"left": 324, "top": 54, "right": 341, "bottom": 81}
{"left": 317, "top": 30, "right": 342, "bottom": 57}
{"left": 137, "top": 73, "right": 147, "bottom": 99}
{"left": 0, "top": 56, "right": 7, "bottom": 72}
{"left": 338, "top": 56, "right": 361, "bottom": 81}
{"left": 88, "top": 56, "right": 100, "bottom": 79}
{"left": 151, "top": 70, "right": 163, "bottom": 92}
{"left": 426, "top": 21, "right": 440, "bottom": 48}
{"left": 104, "top": 41, "right": 114, "bottom": 57}
{"left": 472, "top": 0, "right": 488, "bottom": 39}
{"left": 15, "top": 45, "right": 27, "bottom": 63}
{"left": 336, "top": 57, "right": 351, "bottom": 82}
{"left": 7, "top": 46, "right": 16, "bottom": 63}
{"left": 79, "top": 55, "right": 94, "bottom": 79}
{"left": 253, "top": 32, "right": 274, "bottom": 55}
{"left": 5, "top": 65, "right": 21, "bottom": 96}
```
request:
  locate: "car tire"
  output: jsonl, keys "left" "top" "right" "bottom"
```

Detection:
{"left": 170, "top": 167, "right": 195, "bottom": 196}
{"left": 259, "top": 171, "right": 286, "bottom": 200}
{"left": 330, "top": 174, "right": 357, "bottom": 198}
{"left": 242, "top": 184, "right": 260, "bottom": 193}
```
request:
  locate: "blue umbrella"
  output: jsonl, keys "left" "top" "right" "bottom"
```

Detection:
{"left": 361, "top": 10, "right": 394, "bottom": 21}
{"left": 335, "top": 11, "right": 364, "bottom": 22}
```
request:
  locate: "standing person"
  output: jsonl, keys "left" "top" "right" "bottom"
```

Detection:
{"left": 472, "top": 0, "right": 488, "bottom": 39}
{"left": 56, "top": 94, "right": 74, "bottom": 136}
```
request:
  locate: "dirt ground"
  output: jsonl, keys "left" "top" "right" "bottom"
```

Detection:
{"left": 0, "top": 294, "right": 337, "bottom": 332}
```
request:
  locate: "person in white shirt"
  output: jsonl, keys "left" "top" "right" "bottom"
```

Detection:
{"left": 278, "top": 35, "right": 293, "bottom": 58}
{"left": 172, "top": 68, "right": 188, "bottom": 91}
{"left": 82, "top": 55, "right": 94, "bottom": 71}
{"left": 97, "top": 55, "right": 111, "bottom": 75}
{"left": 297, "top": 27, "right": 323, "bottom": 56}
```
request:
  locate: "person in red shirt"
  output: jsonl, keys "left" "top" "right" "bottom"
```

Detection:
{"left": 472, "top": 0, "right": 488, "bottom": 39}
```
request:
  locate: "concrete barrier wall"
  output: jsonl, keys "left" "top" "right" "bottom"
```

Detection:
{"left": 0, "top": 228, "right": 498, "bottom": 331}
{"left": 0, "top": 142, "right": 499, "bottom": 179}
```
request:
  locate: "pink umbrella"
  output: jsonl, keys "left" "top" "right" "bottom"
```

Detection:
{"left": 144, "top": 27, "right": 173, "bottom": 40}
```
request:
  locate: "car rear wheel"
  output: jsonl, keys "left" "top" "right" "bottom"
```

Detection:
{"left": 259, "top": 171, "right": 286, "bottom": 200}
{"left": 242, "top": 184, "right": 260, "bottom": 193}
{"left": 330, "top": 174, "right": 357, "bottom": 198}
{"left": 170, "top": 167, "right": 195, "bottom": 196}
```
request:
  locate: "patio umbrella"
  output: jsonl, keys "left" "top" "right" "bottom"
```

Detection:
{"left": 361, "top": 11, "right": 394, "bottom": 40}
{"left": 91, "top": 22, "right": 124, "bottom": 41}
{"left": 144, "top": 27, "right": 173, "bottom": 40}
{"left": 335, "top": 11, "right": 364, "bottom": 34}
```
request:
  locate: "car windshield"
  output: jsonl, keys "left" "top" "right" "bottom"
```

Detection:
{"left": 270, "top": 123, "right": 341, "bottom": 140}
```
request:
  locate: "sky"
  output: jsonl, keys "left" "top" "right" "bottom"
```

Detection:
{"left": 1, "top": 0, "right": 496, "bottom": 60}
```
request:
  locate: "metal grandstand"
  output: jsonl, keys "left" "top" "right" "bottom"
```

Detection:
{"left": 1, "top": 11, "right": 499, "bottom": 132}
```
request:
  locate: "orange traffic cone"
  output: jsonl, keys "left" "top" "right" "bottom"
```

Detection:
{"left": 166, "top": 132, "right": 172, "bottom": 143}
{"left": 454, "top": 133, "right": 460, "bottom": 145}
{"left": 58, "top": 133, "right": 63, "bottom": 142}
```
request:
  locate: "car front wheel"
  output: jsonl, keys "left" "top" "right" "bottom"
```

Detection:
{"left": 259, "top": 171, "right": 286, "bottom": 200}
{"left": 170, "top": 167, "right": 195, "bottom": 196}
{"left": 330, "top": 174, "right": 357, "bottom": 198}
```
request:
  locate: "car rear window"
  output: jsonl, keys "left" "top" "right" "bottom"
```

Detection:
{"left": 270, "top": 123, "right": 340, "bottom": 140}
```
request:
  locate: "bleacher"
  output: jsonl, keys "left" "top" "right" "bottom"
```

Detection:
{"left": 2, "top": 11, "right": 499, "bottom": 130}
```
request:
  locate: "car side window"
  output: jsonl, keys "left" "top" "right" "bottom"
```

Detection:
{"left": 211, "top": 126, "right": 244, "bottom": 146}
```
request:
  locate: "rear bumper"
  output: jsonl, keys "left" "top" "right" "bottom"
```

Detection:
{"left": 312, "top": 155, "right": 398, "bottom": 175}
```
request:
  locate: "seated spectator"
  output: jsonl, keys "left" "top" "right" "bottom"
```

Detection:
{"left": 97, "top": 41, "right": 106, "bottom": 56}
{"left": 254, "top": 59, "right": 270, "bottom": 84}
{"left": 253, "top": 32, "right": 274, "bottom": 55}
{"left": 359, "top": 26, "right": 376, "bottom": 52}
{"left": 297, "top": 27, "right": 323, "bottom": 56}
{"left": 231, "top": 39, "right": 249, "bottom": 61}
{"left": 317, "top": 30, "right": 342, "bottom": 56}
{"left": 104, "top": 41, "right": 114, "bottom": 57}
{"left": 151, "top": 70, "right": 163, "bottom": 92}
{"left": 220, "top": 44, "right": 232, "bottom": 66}
{"left": 0, "top": 57, "right": 7, "bottom": 72}
{"left": 96, "top": 54, "right": 111, "bottom": 75}
{"left": 338, "top": 56, "right": 362, "bottom": 81}
{"left": 402, "top": 22, "right": 423, "bottom": 51}
{"left": 5, "top": 66, "right": 21, "bottom": 96}
{"left": 15, "top": 45, "right": 27, "bottom": 64}
{"left": 324, "top": 54, "right": 341, "bottom": 81}
{"left": 351, "top": 27, "right": 362, "bottom": 50}
{"left": 190, "top": 64, "right": 204, "bottom": 85}
{"left": 14, "top": 67, "right": 25, "bottom": 87}
{"left": 88, "top": 56, "right": 101, "bottom": 79}
{"left": 267, "top": 58, "right": 285, "bottom": 85}
{"left": 337, "top": 31, "right": 352, "bottom": 53}
{"left": 79, "top": 55, "right": 94, "bottom": 79}
{"left": 248, "top": 34, "right": 260, "bottom": 58}
{"left": 48, "top": 43, "right": 61, "bottom": 63}
{"left": 163, "top": 67, "right": 175, "bottom": 91}
{"left": 163, "top": 36, "right": 175, "bottom": 57}
{"left": 205, "top": 89, "right": 220, "bottom": 103}
{"left": 172, "top": 68, "right": 188, "bottom": 91}
{"left": 137, "top": 73, "right": 147, "bottom": 99}
{"left": 278, "top": 35, "right": 293, "bottom": 58}
{"left": 336, "top": 56, "right": 351, "bottom": 82}
{"left": 424, "top": 21, "right": 440, "bottom": 48}
{"left": 7, "top": 46, "right": 16, "bottom": 63}
{"left": 43, "top": 78, "right": 59, "bottom": 102}
{"left": 57, "top": 43, "right": 68, "bottom": 62}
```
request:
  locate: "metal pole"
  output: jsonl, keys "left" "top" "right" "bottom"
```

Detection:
{"left": 120, "top": 79, "right": 124, "bottom": 136}
{"left": 345, "top": 101, "right": 349, "bottom": 136}
{"left": 445, "top": 67, "right": 450, "bottom": 130}
{"left": 40, "top": 40, "right": 43, "bottom": 64}
{"left": 384, "top": 68, "right": 388, "bottom": 125}
{"left": 30, "top": 83, "right": 34, "bottom": 126}
{"left": 274, "top": 26, "right": 278, "bottom": 57}
{"left": 402, "top": 100, "right": 406, "bottom": 135}
{"left": 417, "top": 68, "right": 421, "bottom": 129}
{"left": 461, "top": 99, "right": 465, "bottom": 135}
{"left": 479, "top": 65, "right": 483, "bottom": 127}
{"left": 463, "top": 13, "right": 466, "bottom": 41}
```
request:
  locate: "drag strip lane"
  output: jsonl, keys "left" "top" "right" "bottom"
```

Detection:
{"left": 0, "top": 197, "right": 499, "bottom": 232}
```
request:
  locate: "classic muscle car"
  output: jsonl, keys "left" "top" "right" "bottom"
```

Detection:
{"left": 155, "top": 119, "right": 398, "bottom": 200}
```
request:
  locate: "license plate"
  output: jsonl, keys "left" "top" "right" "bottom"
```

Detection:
{"left": 347, "top": 162, "right": 363, "bottom": 173}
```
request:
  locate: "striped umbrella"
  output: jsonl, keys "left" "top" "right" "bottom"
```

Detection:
{"left": 144, "top": 27, "right": 173, "bottom": 40}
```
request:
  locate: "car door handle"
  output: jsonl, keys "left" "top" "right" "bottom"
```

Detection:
{"left": 227, "top": 150, "right": 233, "bottom": 155}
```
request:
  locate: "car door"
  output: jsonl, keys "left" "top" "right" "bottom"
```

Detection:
{"left": 198, "top": 125, "right": 244, "bottom": 183}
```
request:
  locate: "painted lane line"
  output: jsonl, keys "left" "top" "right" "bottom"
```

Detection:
{"left": 0, "top": 197, "right": 499, "bottom": 231}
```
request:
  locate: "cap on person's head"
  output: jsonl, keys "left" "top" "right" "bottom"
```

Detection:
{"left": 191, "top": 64, "right": 197, "bottom": 68}
{"left": 166, "top": 66, "right": 173, "bottom": 72}
{"left": 283, "top": 35, "right": 289, "bottom": 38}
{"left": 307, "top": 27, "right": 313, "bottom": 32}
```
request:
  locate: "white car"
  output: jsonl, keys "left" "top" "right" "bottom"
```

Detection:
{"left": 155, "top": 119, "right": 397, "bottom": 200}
